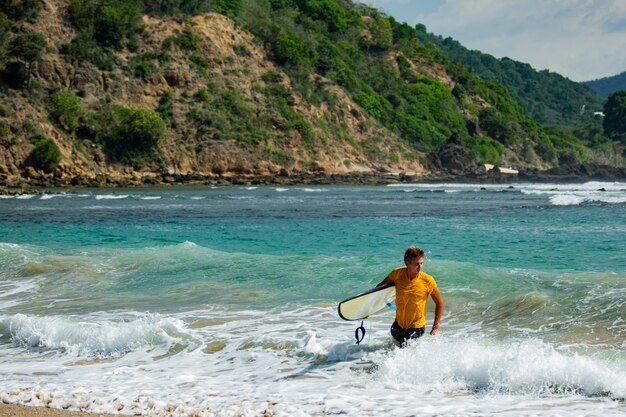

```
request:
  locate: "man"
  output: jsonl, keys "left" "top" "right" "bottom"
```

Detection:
{"left": 377, "top": 245, "right": 444, "bottom": 346}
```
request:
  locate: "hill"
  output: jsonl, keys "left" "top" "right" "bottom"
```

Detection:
{"left": 411, "top": 24, "right": 605, "bottom": 128}
{"left": 0, "top": 0, "right": 623, "bottom": 189}
{"left": 584, "top": 71, "right": 626, "bottom": 99}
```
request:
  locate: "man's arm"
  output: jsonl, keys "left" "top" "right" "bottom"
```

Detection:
{"left": 377, "top": 276, "right": 393, "bottom": 287}
{"left": 429, "top": 287, "right": 444, "bottom": 335}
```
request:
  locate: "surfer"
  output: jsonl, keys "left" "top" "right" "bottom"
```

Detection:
{"left": 377, "top": 245, "right": 444, "bottom": 346}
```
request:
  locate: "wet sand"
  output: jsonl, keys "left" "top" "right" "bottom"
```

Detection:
{"left": 0, "top": 404, "right": 119, "bottom": 417}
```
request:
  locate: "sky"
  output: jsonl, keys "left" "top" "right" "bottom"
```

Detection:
{"left": 363, "top": 0, "right": 626, "bottom": 82}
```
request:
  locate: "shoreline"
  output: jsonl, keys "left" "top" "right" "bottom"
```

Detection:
{"left": 0, "top": 404, "right": 119, "bottom": 417}
{"left": 1, "top": 168, "right": 625, "bottom": 195}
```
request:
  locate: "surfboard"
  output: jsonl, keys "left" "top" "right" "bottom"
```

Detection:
{"left": 337, "top": 283, "right": 395, "bottom": 321}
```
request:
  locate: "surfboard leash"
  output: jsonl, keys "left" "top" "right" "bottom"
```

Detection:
{"left": 355, "top": 320, "right": 366, "bottom": 344}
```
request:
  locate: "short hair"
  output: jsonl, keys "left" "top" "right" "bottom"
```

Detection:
{"left": 404, "top": 245, "right": 425, "bottom": 262}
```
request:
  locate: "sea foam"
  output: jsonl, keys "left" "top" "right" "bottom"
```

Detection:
{"left": 377, "top": 336, "right": 626, "bottom": 399}
{"left": 0, "top": 313, "right": 193, "bottom": 357}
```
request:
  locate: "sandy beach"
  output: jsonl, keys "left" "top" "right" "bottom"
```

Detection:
{"left": 0, "top": 404, "right": 119, "bottom": 417}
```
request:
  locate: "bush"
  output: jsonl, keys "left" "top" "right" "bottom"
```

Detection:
{"left": 272, "top": 33, "right": 313, "bottom": 66}
{"left": 46, "top": 90, "right": 84, "bottom": 131}
{"left": 128, "top": 52, "right": 159, "bottom": 78}
{"left": 463, "top": 136, "right": 503, "bottom": 164}
{"left": 61, "top": 35, "right": 118, "bottom": 70}
{"left": 261, "top": 70, "right": 282, "bottom": 84}
{"left": 100, "top": 106, "right": 166, "bottom": 162}
{"left": 29, "top": 136, "right": 62, "bottom": 171}
{"left": 194, "top": 87, "right": 210, "bottom": 101}
{"left": 163, "top": 28, "right": 199, "bottom": 51}
{"left": 354, "top": 88, "right": 387, "bottom": 120}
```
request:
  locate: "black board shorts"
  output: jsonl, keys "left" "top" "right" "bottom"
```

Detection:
{"left": 390, "top": 320, "right": 425, "bottom": 346}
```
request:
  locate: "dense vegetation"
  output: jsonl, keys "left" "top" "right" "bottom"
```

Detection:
{"left": 411, "top": 25, "right": 605, "bottom": 128}
{"left": 237, "top": 0, "right": 620, "bottom": 166}
{"left": 0, "top": 0, "right": 623, "bottom": 174}
{"left": 585, "top": 71, "right": 626, "bottom": 99}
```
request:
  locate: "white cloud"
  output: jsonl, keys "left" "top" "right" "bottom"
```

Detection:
{"left": 364, "top": 0, "right": 626, "bottom": 81}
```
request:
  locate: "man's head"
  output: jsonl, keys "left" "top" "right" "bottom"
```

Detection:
{"left": 404, "top": 245, "right": 425, "bottom": 263}
{"left": 404, "top": 246, "right": 425, "bottom": 275}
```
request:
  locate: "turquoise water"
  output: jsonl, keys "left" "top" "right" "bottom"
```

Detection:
{"left": 0, "top": 182, "right": 624, "bottom": 416}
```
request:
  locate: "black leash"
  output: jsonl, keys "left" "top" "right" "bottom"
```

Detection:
{"left": 354, "top": 320, "right": 366, "bottom": 344}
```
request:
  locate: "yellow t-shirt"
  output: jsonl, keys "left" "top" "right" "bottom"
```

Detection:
{"left": 388, "top": 267, "right": 437, "bottom": 329}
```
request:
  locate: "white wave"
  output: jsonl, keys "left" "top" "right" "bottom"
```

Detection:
{"left": 140, "top": 196, "right": 161, "bottom": 200}
{"left": 40, "top": 194, "right": 62, "bottom": 200}
{"left": 300, "top": 188, "right": 328, "bottom": 192}
{"left": 519, "top": 181, "right": 624, "bottom": 193}
{"left": 387, "top": 181, "right": 626, "bottom": 205}
{"left": 1, "top": 313, "right": 192, "bottom": 356}
{"left": 95, "top": 194, "right": 129, "bottom": 200}
{"left": 387, "top": 183, "right": 515, "bottom": 193}
{"left": 548, "top": 190, "right": 626, "bottom": 206}
{"left": 389, "top": 181, "right": 626, "bottom": 194}
{"left": 39, "top": 193, "right": 91, "bottom": 200}
{"left": 275, "top": 187, "right": 289, "bottom": 192}
{"left": 0, "top": 307, "right": 624, "bottom": 417}
{"left": 550, "top": 194, "right": 586, "bottom": 206}
{"left": 377, "top": 336, "right": 626, "bottom": 398}
{"left": 0, "top": 193, "right": 37, "bottom": 199}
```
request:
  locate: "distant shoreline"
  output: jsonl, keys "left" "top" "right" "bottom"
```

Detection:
{"left": 1, "top": 165, "right": 625, "bottom": 195}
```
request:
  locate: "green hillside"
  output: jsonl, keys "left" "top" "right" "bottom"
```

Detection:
{"left": 411, "top": 25, "right": 605, "bottom": 128}
{"left": 0, "top": 0, "right": 623, "bottom": 186}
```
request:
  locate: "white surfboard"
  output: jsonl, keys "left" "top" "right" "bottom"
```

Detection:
{"left": 337, "top": 283, "right": 395, "bottom": 321}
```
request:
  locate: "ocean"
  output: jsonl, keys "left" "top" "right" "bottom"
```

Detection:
{"left": 0, "top": 182, "right": 624, "bottom": 417}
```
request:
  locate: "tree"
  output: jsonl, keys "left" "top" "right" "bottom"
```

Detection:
{"left": 7, "top": 30, "right": 46, "bottom": 89}
{"left": 603, "top": 90, "right": 626, "bottom": 142}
